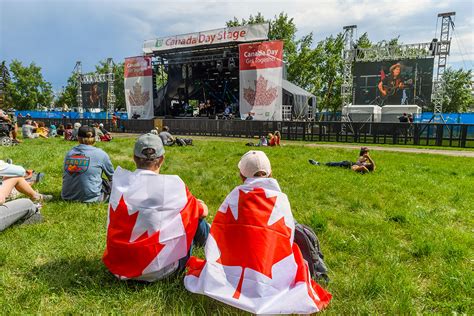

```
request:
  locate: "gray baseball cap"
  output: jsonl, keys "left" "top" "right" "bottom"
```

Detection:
{"left": 134, "top": 133, "right": 165, "bottom": 159}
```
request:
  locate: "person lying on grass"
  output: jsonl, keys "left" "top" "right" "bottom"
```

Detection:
{"left": 309, "top": 147, "right": 376, "bottom": 173}
{"left": 103, "top": 133, "right": 209, "bottom": 282}
{"left": 184, "top": 150, "right": 332, "bottom": 314}
{"left": 61, "top": 126, "right": 114, "bottom": 203}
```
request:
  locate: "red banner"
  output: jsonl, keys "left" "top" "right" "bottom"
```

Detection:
{"left": 124, "top": 56, "right": 152, "bottom": 78}
{"left": 124, "top": 56, "right": 154, "bottom": 119}
{"left": 239, "top": 40, "right": 283, "bottom": 71}
{"left": 239, "top": 40, "right": 283, "bottom": 121}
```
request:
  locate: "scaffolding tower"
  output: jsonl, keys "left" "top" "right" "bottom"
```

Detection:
{"left": 430, "top": 12, "right": 455, "bottom": 122}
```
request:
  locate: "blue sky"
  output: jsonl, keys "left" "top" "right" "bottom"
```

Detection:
{"left": 1, "top": 0, "right": 473, "bottom": 91}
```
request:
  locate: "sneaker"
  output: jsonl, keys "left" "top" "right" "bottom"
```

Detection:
{"left": 21, "top": 211, "right": 44, "bottom": 225}
{"left": 309, "top": 159, "right": 320, "bottom": 166}
{"left": 33, "top": 193, "right": 53, "bottom": 202}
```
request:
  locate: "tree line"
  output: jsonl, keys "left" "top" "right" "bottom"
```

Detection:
{"left": 1, "top": 12, "right": 472, "bottom": 113}
{"left": 0, "top": 60, "right": 125, "bottom": 111}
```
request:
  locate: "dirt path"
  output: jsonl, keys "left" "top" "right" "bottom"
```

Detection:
{"left": 302, "top": 143, "right": 474, "bottom": 157}
{"left": 111, "top": 133, "right": 474, "bottom": 157}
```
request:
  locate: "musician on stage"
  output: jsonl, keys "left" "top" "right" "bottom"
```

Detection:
{"left": 378, "top": 63, "right": 405, "bottom": 105}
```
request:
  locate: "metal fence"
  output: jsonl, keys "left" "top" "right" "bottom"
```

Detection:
{"left": 18, "top": 117, "right": 474, "bottom": 148}
{"left": 162, "top": 119, "right": 474, "bottom": 148}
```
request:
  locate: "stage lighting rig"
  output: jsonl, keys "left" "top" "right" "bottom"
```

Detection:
{"left": 228, "top": 57, "right": 236, "bottom": 71}
{"left": 216, "top": 60, "right": 223, "bottom": 72}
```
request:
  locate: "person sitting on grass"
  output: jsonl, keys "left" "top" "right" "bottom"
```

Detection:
{"left": 0, "top": 159, "right": 51, "bottom": 204}
{"left": 21, "top": 120, "right": 39, "bottom": 139}
{"left": 309, "top": 147, "right": 376, "bottom": 173}
{"left": 36, "top": 121, "right": 49, "bottom": 138}
{"left": 56, "top": 124, "right": 65, "bottom": 137}
{"left": 159, "top": 126, "right": 175, "bottom": 146}
{"left": 61, "top": 126, "right": 114, "bottom": 203}
{"left": 1, "top": 159, "right": 52, "bottom": 231}
{"left": 64, "top": 123, "right": 74, "bottom": 141}
{"left": 71, "top": 122, "right": 81, "bottom": 141}
{"left": 0, "top": 109, "right": 21, "bottom": 143}
{"left": 99, "top": 123, "right": 112, "bottom": 141}
{"left": 93, "top": 123, "right": 105, "bottom": 142}
{"left": 49, "top": 124, "right": 57, "bottom": 137}
{"left": 268, "top": 130, "right": 281, "bottom": 146}
{"left": 103, "top": 133, "right": 209, "bottom": 282}
{"left": 184, "top": 150, "right": 332, "bottom": 314}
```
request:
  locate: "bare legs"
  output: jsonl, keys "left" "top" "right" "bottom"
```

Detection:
{"left": 0, "top": 177, "right": 38, "bottom": 204}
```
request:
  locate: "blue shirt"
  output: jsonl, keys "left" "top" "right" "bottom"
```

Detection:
{"left": 62, "top": 144, "right": 114, "bottom": 202}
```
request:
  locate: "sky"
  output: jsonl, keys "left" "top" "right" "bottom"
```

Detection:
{"left": 1, "top": 0, "right": 473, "bottom": 91}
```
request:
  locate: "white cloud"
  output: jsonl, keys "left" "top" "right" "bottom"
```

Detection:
{"left": 2, "top": 0, "right": 472, "bottom": 88}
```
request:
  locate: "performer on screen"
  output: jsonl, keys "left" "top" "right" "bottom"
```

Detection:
{"left": 89, "top": 84, "right": 103, "bottom": 108}
{"left": 378, "top": 63, "right": 405, "bottom": 105}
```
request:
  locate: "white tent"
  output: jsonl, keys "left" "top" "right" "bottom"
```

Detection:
{"left": 282, "top": 79, "right": 316, "bottom": 120}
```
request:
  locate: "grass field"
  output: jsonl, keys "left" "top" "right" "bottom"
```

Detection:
{"left": 1, "top": 137, "right": 473, "bottom": 314}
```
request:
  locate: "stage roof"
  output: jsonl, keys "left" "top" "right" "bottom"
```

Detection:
{"left": 143, "top": 23, "right": 269, "bottom": 55}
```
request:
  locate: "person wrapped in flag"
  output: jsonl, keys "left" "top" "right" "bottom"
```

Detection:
{"left": 185, "top": 150, "right": 332, "bottom": 314}
{"left": 103, "top": 133, "right": 209, "bottom": 282}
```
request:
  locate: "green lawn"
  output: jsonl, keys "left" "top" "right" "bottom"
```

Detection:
{"left": 1, "top": 137, "right": 473, "bottom": 314}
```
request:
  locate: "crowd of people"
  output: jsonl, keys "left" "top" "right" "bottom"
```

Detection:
{"left": 0, "top": 112, "right": 383, "bottom": 314}
{"left": 20, "top": 120, "right": 113, "bottom": 142}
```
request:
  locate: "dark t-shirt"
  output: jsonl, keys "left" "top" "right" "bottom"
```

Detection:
{"left": 381, "top": 76, "right": 403, "bottom": 105}
{"left": 399, "top": 116, "right": 409, "bottom": 123}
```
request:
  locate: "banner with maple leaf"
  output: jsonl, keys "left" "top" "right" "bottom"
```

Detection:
{"left": 103, "top": 167, "right": 204, "bottom": 282}
{"left": 239, "top": 40, "right": 283, "bottom": 121}
{"left": 124, "top": 56, "right": 154, "bottom": 119}
{"left": 184, "top": 178, "right": 331, "bottom": 314}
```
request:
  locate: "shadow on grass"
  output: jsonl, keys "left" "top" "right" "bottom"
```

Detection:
{"left": 28, "top": 256, "right": 243, "bottom": 314}
{"left": 28, "top": 256, "right": 171, "bottom": 293}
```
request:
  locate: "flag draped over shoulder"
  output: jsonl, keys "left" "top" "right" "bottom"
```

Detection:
{"left": 184, "top": 177, "right": 332, "bottom": 314}
{"left": 103, "top": 167, "right": 203, "bottom": 281}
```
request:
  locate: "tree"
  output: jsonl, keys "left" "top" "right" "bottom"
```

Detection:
{"left": 227, "top": 13, "right": 346, "bottom": 114}
{"left": 227, "top": 12, "right": 297, "bottom": 63}
{"left": 439, "top": 68, "right": 473, "bottom": 112}
{"left": 0, "top": 61, "right": 12, "bottom": 109}
{"left": 5, "top": 60, "right": 53, "bottom": 110}
{"left": 55, "top": 72, "right": 78, "bottom": 109}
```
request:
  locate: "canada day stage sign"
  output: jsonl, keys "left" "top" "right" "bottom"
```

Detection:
{"left": 124, "top": 56, "right": 154, "bottom": 119}
{"left": 239, "top": 40, "right": 283, "bottom": 121}
{"left": 143, "top": 23, "right": 269, "bottom": 53}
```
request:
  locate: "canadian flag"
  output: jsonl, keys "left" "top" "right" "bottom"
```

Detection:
{"left": 184, "top": 178, "right": 332, "bottom": 314}
{"left": 103, "top": 167, "right": 203, "bottom": 281}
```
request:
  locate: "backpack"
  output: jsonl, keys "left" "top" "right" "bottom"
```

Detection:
{"left": 294, "top": 223, "right": 329, "bottom": 282}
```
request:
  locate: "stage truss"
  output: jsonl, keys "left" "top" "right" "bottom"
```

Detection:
{"left": 341, "top": 12, "right": 455, "bottom": 122}
{"left": 74, "top": 58, "right": 115, "bottom": 116}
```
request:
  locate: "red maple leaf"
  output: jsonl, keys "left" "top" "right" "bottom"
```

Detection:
{"left": 243, "top": 75, "right": 278, "bottom": 106}
{"left": 212, "top": 188, "right": 292, "bottom": 299}
{"left": 128, "top": 81, "right": 150, "bottom": 106}
{"left": 103, "top": 196, "right": 165, "bottom": 278}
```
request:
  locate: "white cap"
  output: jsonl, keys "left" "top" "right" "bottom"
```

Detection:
{"left": 74, "top": 122, "right": 81, "bottom": 129}
{"left": 238, "top": 150, "right": 272, "bottom": 178}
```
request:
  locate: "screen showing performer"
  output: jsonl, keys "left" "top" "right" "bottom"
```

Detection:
{"left": 353, "top": 58, "right": 434, "bottom": 107}
{"left": 82, "top": 82, "right": 108, "bottom": 109}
